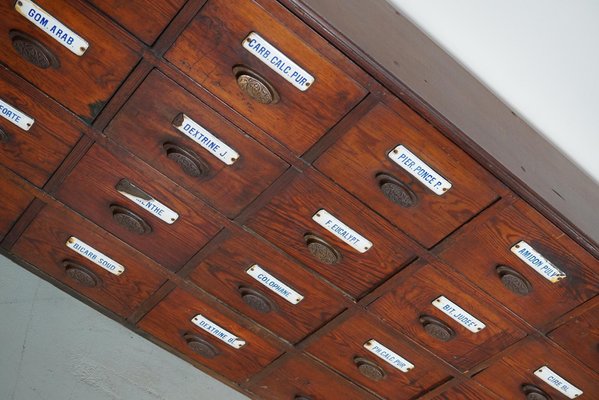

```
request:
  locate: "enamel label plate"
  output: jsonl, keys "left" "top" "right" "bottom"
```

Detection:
{"left": 0, "top": 98, "right": 34, "bottom": 131}
{"left": 246, "top": 264, "right": 304, "bottom": 305}
{"left": 511, "top": 241, "right": 566, "bottom": 283}
{"left": 312, "top": 209, "right": 372, "bottom": 253}
{"left": 116, "top": 179, "right": 179, "bottom": 224}
{"left": 66, "top": 236, "right": 125, "bottom": 276}
{"left": 432, "top": 296, "right": 486, "bottom": 333}
{"left": 364, "top": 339, "right": 414, "bottom": 373}
{"left": 388, "top": 145, "right": 452, "bottom": 195}
{"left": 191, "top": 315, "right": 246, "bottom": 349}
{"left": 534, "top": 366, "right": 582, "bottom": 399}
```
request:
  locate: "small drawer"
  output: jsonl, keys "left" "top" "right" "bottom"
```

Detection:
{"left": 431, "top": 381, "right": 502, "bottom": 400}
{"left": 105, "top": 69, "right": 288, "bottom": 217}
{"left": 245, "top": 169, "right": 419, "bottom": 299}
{"left": 165, "top": 0, "right": 367, "bottom": 155}
{"left": 474, "top": 337, "right": 599, "bottom": 400}
{"left": 314, "top": 103, "right": 501, "bottom": 248}
{"left": 85, "top": 0, "right": 185, "bottom": 45}
{"left": 248, "top": 353, "right": 379, "bottom": 400}
{"left": 0, "top": 65, "right": 81, "bottom": 186}
{"left": 11, "top": 200, "right": 168, "bottom": 317}
{"left": 187, "top": 225, "right": 347, "bottom": 343}
{"left": 0, "top": 0, "right": 139, "bottom": 121}
{"left": 55, "top": 142, "right": 224, "bottom": 270}
{"left": 305, "top": 311, "right": 452, "bottom": 399}
{"left": 137, "top": 287, "right": 286, "bottom": 383}
{"left": 548, "top": 301, "right": 599, "bottom": 371}
{"left": 368, "top": 259, "right": 528, "bottom": 371}
{"left": 0, "top": 165, "right": 35, "bottom": 240}
{"left": 437, "top": 200, "right": 599, "bottom": 329}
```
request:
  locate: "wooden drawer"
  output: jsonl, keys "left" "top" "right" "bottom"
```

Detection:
{"left": 55, "top": 142, "right": 224, "bottom": 270}
{"left": 248, "top": 353, "right": 379, "bottom": 400}
{"left": 105, "top": 69, "right": 288, "bottom": 218}
{"left": 85, "top": 0, "right": 185, "bottom": 45}
{"left": 137, "top": 287, "right": 286, "bottom": 383}
{"left": 431, "top": 381, "right": 502, "bottom": 400}
{"left": 474, "top": 337, "right": 599, "bottom": 400}
{"left": 245, "top": 168, "right": 419, "bottom": 299}
{"left": 0, "top": 165, "right": 35, "bottom": 240}
{"left": 305, "top": 311, "right": 452, "bottom": 399}
{"left": 0, "top": 65, "right": 81, "bottom": 186}
{"left": 11, "top": 200, "right": 168, "bottom": 317}
{"left": 165, "top": 0, "right": 367, "bottom": 155}
{"left": 437, "top": 200, "right": 599, "bottom": 329}
{"left": 314, "top": 103, "right": 500, "bottom": 248}
{"left": 548, "top": 300, "right": 599, "bottom": 371}
{"left": 368, "top": 259, "right": 528, "bottom": 371}
{"left": 186, "top": 225, "right": 347, "bottom": 343}
{"left": 0, "top": 0, "right": 139, "bottom": 121}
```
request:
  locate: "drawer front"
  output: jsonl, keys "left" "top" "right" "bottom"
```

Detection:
{"left": 0, "top": 0, "right": 139, "bottom": 121}
{"left": 11, "top": 201, "right": 168, "bottom": 317}
{"left": 55, "top": 143, "right": 224, "bottom": 270}
{"left": 305, "top": 312, "right": 452, "bottom": 399}
{"left": 248, "top": 354, "right": 379, "bottom": 400}
{"left": 187, "top": 225, "right": 347, "bottom": 343}
{"left": 432, "top": 381, "right": 502, "bottom": 400}
{"left": 85, "top": 0, "right": 185, "bottom": 45}
{"left": 0, "top": 65, "right": 81, "bottom": 186}
{"left": 548, "top": 301, "right": 599, "bottom": 371}
{"left": 0, "top": 165, "right": 35, "bottom": 239}
{"left": 368, "top": 259, "right": 528, "bottom": 370}
{"left": 438, "top": 201, "right": 599, "bottom": 328}
{"left": 165, "top": 0, "right": 367, "bottom": 155}
{"left": 245, "top": 169, "right": 419, "bottom": 299}
{"left": 105, "top": 69, "right": 288, "bottom": 218}
{"left": 314, "top": 103, "right": 500, "bottom": 248}
{"left": 474, "top": 338, "right": 599, "bottom": 400}
{"left": 137, "top": 287, "right": 286, "bottom": 383}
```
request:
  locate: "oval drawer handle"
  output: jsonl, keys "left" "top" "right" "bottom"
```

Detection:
{"left": 496, "top": 265, "right": 533, "bottom": 296}
{"left": 0, "top": 128, "right": 9, "bottom": 143}
{"left": 238, "top": 286, "right": 275, "bottom": 314}
{"left": 183, "top": 332, "right": 220, "bottom": 359}
{"left": 109, "top": 204, "right": 152, "bottom": 235}
{"left": 304, "top": 234, "right": 342, "bottom": 265}
{"left": 521, "top": 384, "right": 551, "bottom": 400}
{"left": 377, "top": 173, "right": 418, "bottom": 208}
{"left": 294, "top": 396, "right": 313, "bottom": 400}
{"left": 9, "top": 30, "right": 60, "bottom": 69}
{"left": 353, "top": 356, "right": 386, "bottom": 381}
{"left": 62, "top": 260, "right": 101, "bottom": 288}
{"left": 419, "top": 315, "right": 456, "bottom": 342}
{"left": 233, "top": 65, "right": 280, "bottom": 105}
{"left": 163, "top": 142, "right": 210, "bottom": 178}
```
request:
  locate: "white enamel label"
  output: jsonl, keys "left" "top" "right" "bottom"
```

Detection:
{"left": 15, "top": 0, "right": 89, "bottom": 56}
{"left": 116, "top": 182, "right": 179, "bottom": 224}
{"left": 242, "top": 32, "right": 314, "bottom": 91}
{"left": 246, "top": 264, "right": 304, "bottom": 305}
{"left": 172, "top": 113, "right": 239, "bottom": 165}
{"left": 364, "top": 339, "right": 414, "bottom": 373}
{"left": 191, "top": 315, "right": 246, "bottom": 349}
{"left": 511, "top": 241, "right": 566, "bottom": 283}
{"left": 534, "top": 366, "right": 583, "bottom": 399}
{"left": 66, "top": 237, "right": 125, "bottom": 276}
{"left": 388, "top": 145, "right": 452, "bottom": 195}
{"left": 312, "top": 209, "right": 372, "bottom": 253}
{"left": 432, "top": 296, "right": 486, "bottom": 333}
{"left": 0, "top": 98, "right": 34, "bottom": 131}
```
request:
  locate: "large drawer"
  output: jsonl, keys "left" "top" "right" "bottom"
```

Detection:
{"left": 11, "top": 200, "right": 168, "bottom": 317}
{"left": 105, "top": 69, "right": 288, "bottom": 217}
{"left": 165, "top": 0, "right": 367, "bottom": 155}
{"left": 0, "top": 165, "right": 35, "bottom": 240}
{"left": 0, "top": 0, "right": 139, "bottom": 121}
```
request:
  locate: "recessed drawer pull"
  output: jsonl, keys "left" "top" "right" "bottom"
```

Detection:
{"left": 0, "top": 128, "right": 9, "bottom": 142}
{"left": 233, "top": 65, "right": 280, "bottom": 105}
{"left": 62, "top": 260, "right": 101, "bottom": 288}
{"left": 163, "top": 142, "right": 210, "bottom": 178}
{"left": 353, "top": 357, "right": 386, "bottom": 381}
{"left": 109, "top": 204, "right": 152, "bottom": 235}
{"left": 496, "top": 265, "right": 533, "bottom": 296}
{"left": 419, "top": 315, "right": 455, "bottom": 342}
{"left": 521, "top": 384, "right": 551, "bottom": 400}
{"left": 294, "top": 396, "right": 312, "bottom": 400}
{"left": 238, "top": 286, "right": 275, "bottom": 314}
{"left": 304, "top": 234, "right": 341, "bottom": 265}
{"left": 182, "top": 332, "right": 220, "bottom": 359}
{"left": 376, "top": 173, "right": 418, "bottom": 208}
{"left": 9, "top": 30, "right": 59, "bottom": 69}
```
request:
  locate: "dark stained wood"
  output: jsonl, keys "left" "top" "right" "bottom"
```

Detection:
{"left": 0, "top": 197, "right": 44, "bottom": 250}
{"left": 55, "top": 141, "right": 225, "bottom": 270}
{"left": 165, "top": 0, "right": 368, "bottom": 155}
{"left": 368, "top": 258, "right": 529, "bottom": 371}
{"left": 42, "top": 133, "right": 95, "bottom": 194}
{"left": 245, "top": 168, "right": 420, "bottom": 298}
{"left": 105, "top": 69, "right": 289, "bottom": 217}
{"left": 437, "top": 199, "right": 599, "bottom": 330}
{"left": 430, "top": 380, "right": 502, "bottom": 400}
{"left": 0, "top": 0, "right": 140, "bottom": 121}
{"left": 0, "top": 164, "right": 36, "bottom": 241}
{"left": 137, "top": 287, "right": 287, "bottom": 383}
